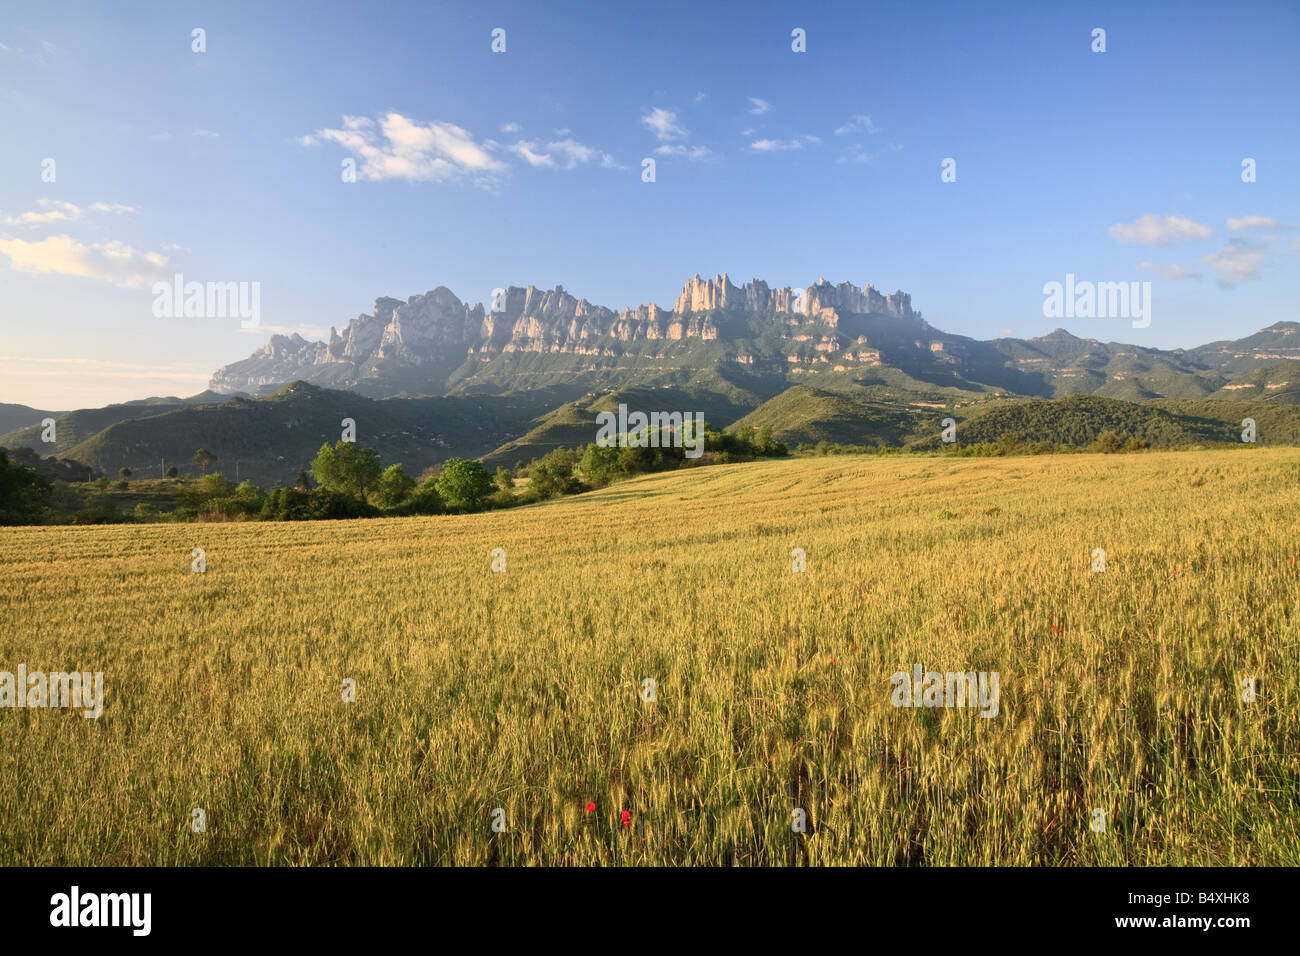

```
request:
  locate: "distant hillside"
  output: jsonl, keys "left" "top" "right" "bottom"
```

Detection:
{"left": 727, "top": 385, "right": 932, "bottom": 447}
{"left": 1207, "top": 360, "right": 1300, "bottom": 404}
{"left": 1184, "top": 322, "right": 1300, "bottom": 375}
{"left": 0, "top": 445, "right": 99, "bottom": 482}
{"left": 479, "top": 384, "right": 756, "bottom": 469}
{"left": 948, "top": 394, "right": 1300, "bottom": 447}
{"left": 55, "top": 382, "right": 570, "bottom": 487}
{"left": 1146, "top": 399, "right": 1300, "bottom": 445}
{"left": 0, "top": 403, "right": 64, "bottom": 436}
{"left": 0, "top": 391, "right": 240, "bottom": 455}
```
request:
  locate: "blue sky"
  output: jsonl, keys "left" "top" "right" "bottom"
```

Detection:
{"left": 1, "top": 0, "right": 1297, "bottom": 408}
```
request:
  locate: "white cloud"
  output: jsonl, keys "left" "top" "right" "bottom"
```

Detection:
{"left": 747, "top": 97, "right": 770, "bottom": 116}
{"left": 654, "top": 144, "right": 715, "bottom": 161}
{"left": 1108, "top": 214, "right": 1211, "bottom": 245}
{"left": 749, "top": 136, "right": 819, "bottom": 152}
{"left": 301, "top": 112, "right": 505, "bottom": 184}
{"left": 1137, "top": 261, "right": 1202, "bottom": 281}
{"left": 693, "top": 92, "right": 709, "bottom": 104}
{"left": 0, "top": 234, "right": 171, "bottom": 288}
{"left": 641, "top": 107, "right": 687, "bottom": 142}
{"left": 192, "top": 129, "right": 221, "bottom": 139}
{"left": 499, "top": 121, "right": 521, "bottom": 133}
{"left": 835, "top": 114, "right": 879, "bottom": 135}
{"left": 89, "top": 202, "right": 138, "bottom": 215}
{"left": 4, "top": 199, "right": 80, "bottom": 225}
{"left": 1201, "top": 238, "right": 1267, "bottom": 287}
{"left": 1226, "top": 215, "right": 1283, "bottom": 232}
{"left": 4, "top": 199, "right": 137, "bottom": 226}
{"left": 509, "top": 137, "right": 617, "bottom": 171}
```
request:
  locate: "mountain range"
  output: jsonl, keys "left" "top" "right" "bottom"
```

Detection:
{"left": 4, "top": 273, "right": 1299, "bottom": 487}
{"left": 208, "top": 273, "right": 1300, "bottom": 403}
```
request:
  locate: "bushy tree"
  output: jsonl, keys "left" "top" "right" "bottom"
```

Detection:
{"left": 1090, "top": 430, "right": 1123, "bottom": 454}
{"left": 311, "top": 441, "right": 382, "bottom": 499}
{"left": 577, "top": 443, "right": 622, "bottom": 487}
{"left": 435, "top": 458, "right": 494, "bottom": 511}
{"left": 165, "top": 465, "right": 179, "bottom": 478}
{"left": 373, "top": 463, "right": 416, "bottom": 510}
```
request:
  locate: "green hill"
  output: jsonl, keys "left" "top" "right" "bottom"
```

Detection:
{"left": 1207, "top": 360, "right": 1300, "bottom": 404}
{"left": 58, "top": 382, "right": 564, "bottom": 488}
{"left": 480, "top": 384, "right": 756, "bottom": 469}
{"left": 727, "top": 385, "right": 931, "bottom": 447}
{"left": 948, "top": 394, "right": 1300, "bottom": 447}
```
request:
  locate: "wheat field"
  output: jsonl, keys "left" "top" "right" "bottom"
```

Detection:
{"left": 1, "top": 449, "right": 1297, "bottom": 865}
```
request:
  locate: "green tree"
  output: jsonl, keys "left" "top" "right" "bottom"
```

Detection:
{"left": 577, "top": 443, "right": 622, "bottom": 487}
{"left": 294, "top": 468, "right": 312, "bottom": 491}
{"left": 165, "top": 465, "right": 179, "bottom": 478}
{"left": 119, "top": 467, "right": 132, "bottom": 479}
{"left": 1090, "top": 430, "right": 1123, "bottom": 454}
{"left": 373, "top": 463, "right": 416, "bottom": 510}
{"left": 435, "top": 458, "right": 495, "bottom": 511}
{"left": 0, "top": 448, "right": 52, "bottom": 525}
{"left": 311, "top": 441, "right": 382, "bottom": 499}
{"left": 494, "top": 465, "right": 515, "bottom": 493}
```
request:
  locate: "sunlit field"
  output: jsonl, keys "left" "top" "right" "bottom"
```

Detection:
{"left": 1, "top": 449, "right": 1297, "bottom": 865}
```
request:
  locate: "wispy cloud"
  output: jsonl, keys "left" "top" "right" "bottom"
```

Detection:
{"left": 1226, "top": 215, "right": 1283, "bottom": 232}
{"left": 192, "top": 129, "right": 221, "bottom": 140}
{"left": 836, "top": 142, "right": 901, "bottom": 165}
{"left": 693, "top": 92, "right": 708, "bottom": 104}
{"left": 0, "top": 235, "right": 170, "bottom": 288}
{"left": 1137, "top": 261, "right": 1202, "bottom": 281}
{"left": 1202, "top": 238, "right": 1267, "bottom": 288}
{"left": 300, "top": 112, "right": 505, "bottom": 184}
{"left": 835, "top": 114, "right": 879, "bottom": 135}
{"left": 749, "top": 136, "right": 819, "bottom": 152}
{"left": 747, "top": 97, "right": 770, "bottom": 116}
{"left": 509, "top": 137, "right": 618, "bottom": 170}
{"left": 4, "top": 199, "right": 138, "bottom": 226}
{"left": 653, "top": 144, "right": 715, "bottom": 162}
{"left": 641, "top": 107, "right": 687, "bottom": 142}
{"left": 1108, "top": 214, "right": 1211, "bottom": 246}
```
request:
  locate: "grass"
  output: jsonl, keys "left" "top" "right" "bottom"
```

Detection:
{"left": 1, "top": 448, "right": 1297, "bottom": 865}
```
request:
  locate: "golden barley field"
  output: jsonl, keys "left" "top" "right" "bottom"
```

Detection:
{"left": 1, "top": 449, "right": 1297, "bottom": 866}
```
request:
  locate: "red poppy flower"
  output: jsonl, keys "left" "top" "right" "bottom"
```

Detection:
{"left": 620, "top": 810, "right": 631, "bottom": 826}
{"left": 585, "top": 801, "right": 595, "bottom": 812}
